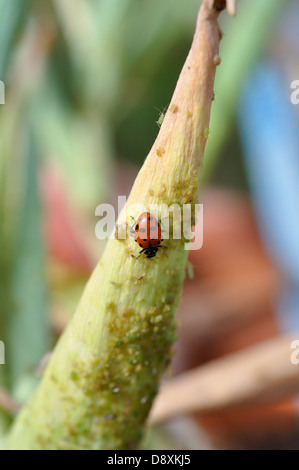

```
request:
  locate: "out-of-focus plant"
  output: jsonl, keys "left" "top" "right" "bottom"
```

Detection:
{"left": 0, "top": 0, "right": 290, "bottom": 450}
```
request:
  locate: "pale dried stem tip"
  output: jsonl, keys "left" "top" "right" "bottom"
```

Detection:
{"left": 209, "top": 0, "right": 237, "bottom": 16}
{"left": 227, "top": 0, "right": 237, "bottom": 17}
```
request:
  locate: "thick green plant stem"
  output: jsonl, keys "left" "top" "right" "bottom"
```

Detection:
{"left": 6, "top": 0, "right": 227, "bottom": 450}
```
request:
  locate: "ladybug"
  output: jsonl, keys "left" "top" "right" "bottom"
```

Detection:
{"left": 131, "top": 212, "right": 165, "bottom": 259}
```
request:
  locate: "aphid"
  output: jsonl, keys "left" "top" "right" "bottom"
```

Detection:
{"left": 155, "top": 105, "right": 168, "bottom": 127}
{"left": 156, "top": 112, "right": 165, "bottom": 127}
{"left": 131, "top": 212, "right": 165, "bottom": 259}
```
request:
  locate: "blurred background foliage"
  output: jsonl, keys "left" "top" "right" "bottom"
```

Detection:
{"left": 1, "top": 0, "right": 299, "bottom": 449}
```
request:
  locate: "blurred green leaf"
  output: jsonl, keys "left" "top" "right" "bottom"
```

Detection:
{"left": 7, "top": 127, "right": 50, "bottom": 400}
{"left": 0, "top": 0, "right": 29, "bottom": 77}
{"left": 31, "top": 77, "right": 113, "bottom": 210}
{"left": 0, "top": 103, "right": 22, "bottom": 428}
{"left": 0, "top": 0, "right": 29, "bottom": 372}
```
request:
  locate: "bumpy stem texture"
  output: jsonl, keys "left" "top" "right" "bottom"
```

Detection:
{"left": 6, "top": 0, "right": 226, "bottom": 450}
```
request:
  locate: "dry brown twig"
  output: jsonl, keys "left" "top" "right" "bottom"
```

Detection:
{"left": 149, "top": 334, "right": 299, "bottom": 425}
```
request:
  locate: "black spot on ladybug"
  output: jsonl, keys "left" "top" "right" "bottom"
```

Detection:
{"left": 135, "top": 224, "right": 139, "bottom": 231}
{"left": 158, "top": 241, "right": 161, "bottom": 245}
{"left": 155, "top": 221, "right": 159, "bottom": 226}
{"left": 139, "top": 243, "right": 143, "bottom": 247}
{"left": 148, "top": 216, "right": 153, "bottom": 221}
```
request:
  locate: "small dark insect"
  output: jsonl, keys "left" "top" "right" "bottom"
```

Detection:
{"left": 130, "top": 212, "right": 166, "bottom": 259}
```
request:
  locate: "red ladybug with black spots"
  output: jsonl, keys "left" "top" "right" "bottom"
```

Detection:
{"left": 131, "top": 212, "right": 165, "bottom": 259}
